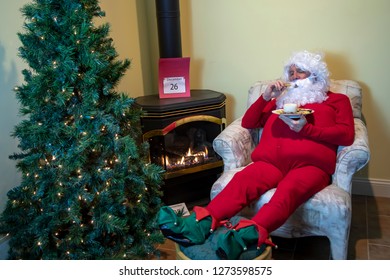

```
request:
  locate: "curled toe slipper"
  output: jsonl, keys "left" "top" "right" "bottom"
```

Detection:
{"left": 216, "top": 220, "right": 275, "bottom": 260}
{"left": 157, "top": 206, "right": 212, "bottom": 246}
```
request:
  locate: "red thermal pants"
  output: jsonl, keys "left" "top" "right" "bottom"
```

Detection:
{"left": 206, "top": 160, "right": 330, "bottom": 233}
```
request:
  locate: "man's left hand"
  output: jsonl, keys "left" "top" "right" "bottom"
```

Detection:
{"left": 279, "top": 115, "right": 307, "bottom": 132}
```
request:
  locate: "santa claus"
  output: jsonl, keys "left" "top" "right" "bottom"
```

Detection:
{"left": 157, "top": 50, "right": 355, "bottom": 259}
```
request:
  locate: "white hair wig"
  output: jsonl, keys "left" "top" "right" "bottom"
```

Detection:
{"left": 282, "top": 50, "right": 330, "bottom": 92}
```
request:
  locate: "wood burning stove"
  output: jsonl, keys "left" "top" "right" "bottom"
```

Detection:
{"left": 135, "top": 90, "right": 226, "bottom": 205}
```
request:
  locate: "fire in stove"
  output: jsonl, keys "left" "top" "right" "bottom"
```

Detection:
{"left": 147, "top": 124, "right": 221, "bottom": 176}
{"left": 163, "top": 146, "right": 210, "bottom": 171}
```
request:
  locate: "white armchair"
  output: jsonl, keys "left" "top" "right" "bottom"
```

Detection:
{"left": 210, "top": 79, "right": 370, "bottom": 260}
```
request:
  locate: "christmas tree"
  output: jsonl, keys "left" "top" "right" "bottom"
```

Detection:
{"left": 0, "top": 0, "right": 164, "bottom": 259}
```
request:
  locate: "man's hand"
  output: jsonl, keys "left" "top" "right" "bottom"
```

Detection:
{"left": 263, "top": 80, "right": 287, "bottom": 101}
{"left": 279, "top": 114, "right": 307, "bottom": 132}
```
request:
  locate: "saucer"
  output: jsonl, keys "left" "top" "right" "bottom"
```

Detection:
{"left": 272, "top": 108, "right": 314, "bottom": 119}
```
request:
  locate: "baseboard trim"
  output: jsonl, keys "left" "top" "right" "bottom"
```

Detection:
{"left": 352, "top": 177, "right": 390, "bottom": 198}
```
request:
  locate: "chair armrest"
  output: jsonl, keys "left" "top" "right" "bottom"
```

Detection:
{"left": 213, "top": 117, "right": 256, "bottom": 171}
{"left": 332, "top": 118, "right": 370, "bottom": 193}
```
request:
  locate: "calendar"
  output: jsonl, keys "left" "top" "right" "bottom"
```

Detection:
{"left": 158, "top": 57, "right": 190, "bottom": 98}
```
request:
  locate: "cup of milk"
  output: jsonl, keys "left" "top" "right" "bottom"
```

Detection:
{"left": 283, "top": 103, "right": 298, "bottom": 113}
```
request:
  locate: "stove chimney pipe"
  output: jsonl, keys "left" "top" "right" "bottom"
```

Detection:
{"left": 155, "top": 0, "right": 182, "bottom": 58}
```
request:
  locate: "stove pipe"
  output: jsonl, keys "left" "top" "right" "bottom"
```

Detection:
{"left": 155, "top": 0, "right": 182, "bottom": 58}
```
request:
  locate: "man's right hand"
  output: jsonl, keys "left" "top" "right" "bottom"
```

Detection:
{"left": 263, "top": 80, "right": 287, "bottom": 101}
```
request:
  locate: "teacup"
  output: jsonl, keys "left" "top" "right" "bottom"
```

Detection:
{"left": 283, "top": 103, "right": 298, "bottom": 113}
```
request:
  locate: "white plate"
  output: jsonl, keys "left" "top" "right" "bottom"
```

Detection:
{"left": 272, "top": 108, "right": 314, "bottom": 119}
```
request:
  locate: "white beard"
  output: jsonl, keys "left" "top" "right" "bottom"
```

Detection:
{"left": 275, "top": 78, "right": 328, "bottom": 109}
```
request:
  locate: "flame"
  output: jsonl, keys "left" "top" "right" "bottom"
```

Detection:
{"left": 164, "top": 146, "right": 211, "bottom": 171}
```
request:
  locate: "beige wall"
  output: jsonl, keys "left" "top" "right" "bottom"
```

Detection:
{"left": 1, "top": 0, "right": 389, "bottom": 210}
{"left": 98, "top": 0, "right": 147, "bottom": 97}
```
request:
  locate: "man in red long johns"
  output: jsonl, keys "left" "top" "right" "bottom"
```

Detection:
{"left": 158, "top": 50, "right": 355, "bottom": 259}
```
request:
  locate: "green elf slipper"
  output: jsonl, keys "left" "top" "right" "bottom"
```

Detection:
{"left": 157, "top": 206, "right": 219, "bottom": 246}
{"left": 216, "top": 219, "right": 276, "bottom": 260}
